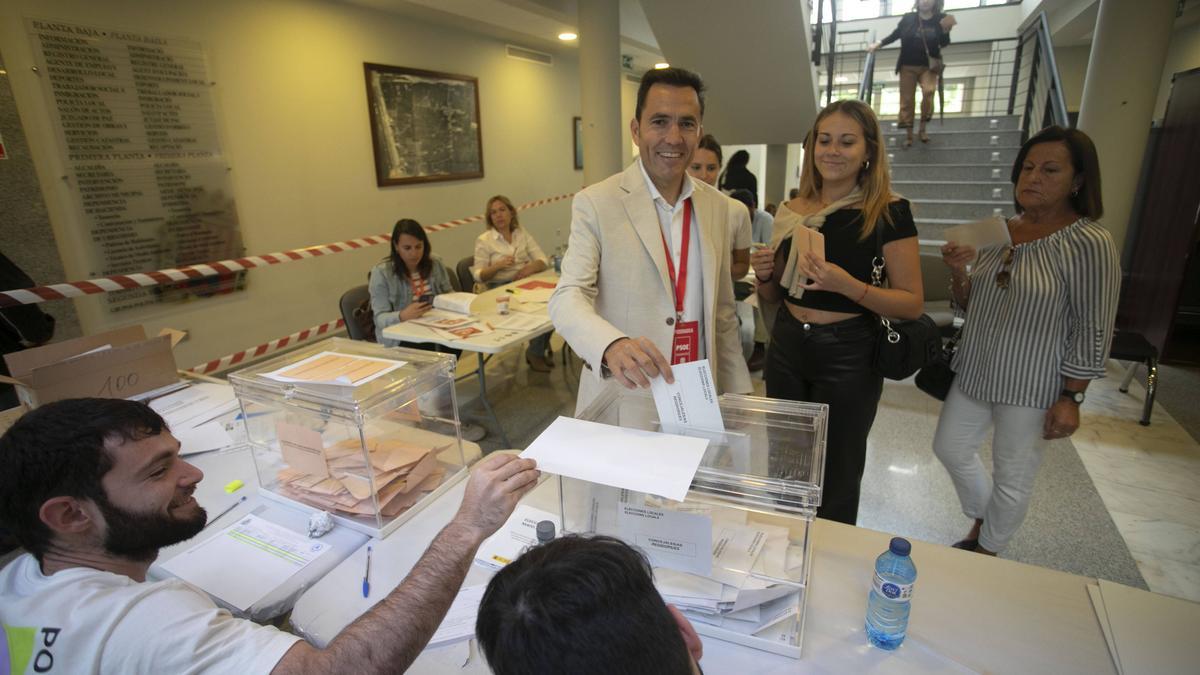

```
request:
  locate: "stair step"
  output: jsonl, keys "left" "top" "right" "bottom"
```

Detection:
{"left": 911, "top": 199, "right": 1011, "bottom": 221}
{"left": 884, "top": 128, "right": 1023, "bottom": 148}
{"left": 894, "top": 181, "right": 1011, "bottom": 201}
{"left": 915, "top": 214, "right": 1014, "bottom": 242}
{"left": 891, "top": 164, "right": 1014, "bottom": 181}
{"left": 885, "top": 115, "right": 1020, "bottom": 131}
{"left": 886, "top": 146, "right": 1020, "bottom": 164}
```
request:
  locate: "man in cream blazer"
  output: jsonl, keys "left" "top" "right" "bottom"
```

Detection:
{"left": 550, "top": 68, "right": 752, "bottom": 414}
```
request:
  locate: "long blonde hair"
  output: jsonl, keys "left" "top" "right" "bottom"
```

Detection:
{"left": 796, "top": 100, "right": 894, "bottom": 240}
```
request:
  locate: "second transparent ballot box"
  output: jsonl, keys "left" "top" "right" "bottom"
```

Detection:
{"left": 565, "top": 389, "right": 828, "bottom": 658}
{"left": 229, "top": 337, "right": 470, "bottom": 538}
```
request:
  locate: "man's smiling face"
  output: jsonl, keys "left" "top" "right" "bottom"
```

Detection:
{"left": 631, "top": 84, "right": 702, "bottom": 197}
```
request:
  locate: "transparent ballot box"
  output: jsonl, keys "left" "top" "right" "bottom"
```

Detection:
{"left": 565, "top": 389, "right": 828, "bottom": 658}
{"left": 229, "top": 337, "right": 468, "bottom": 538}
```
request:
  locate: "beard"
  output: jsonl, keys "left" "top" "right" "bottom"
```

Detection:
{"left": 95, "top": 492, "right": 208, "bottom": 562}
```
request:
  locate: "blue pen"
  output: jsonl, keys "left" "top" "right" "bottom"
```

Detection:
{"left": 362, "top": 545, "right": 372, "bottom": 598}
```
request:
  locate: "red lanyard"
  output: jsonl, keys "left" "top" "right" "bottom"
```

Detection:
{"left": 659, "top": 197, "right": 693, "bottom": 317}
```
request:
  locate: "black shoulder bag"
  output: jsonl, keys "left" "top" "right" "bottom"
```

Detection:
{"left": 871, "top": 226, "right": 941, "bottom": 380}
{"left": 914, "top": 324, "right": 961, "bottom": 400}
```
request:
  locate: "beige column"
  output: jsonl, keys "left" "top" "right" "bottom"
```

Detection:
{"left": 578, "top": 0, "right": 623, "bottom": 186}
{"left": 1076, "top": 0, "right": 1176, "bottom": 254}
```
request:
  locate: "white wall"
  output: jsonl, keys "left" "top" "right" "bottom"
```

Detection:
{"left": 721, "top": 144, "right": 767, "bottom": 208}
{"left": 1053, "top": 44, "right": 1091, "bottom": 113}
{"left": 0, "top": 0, "right": 584, "bottom": 368}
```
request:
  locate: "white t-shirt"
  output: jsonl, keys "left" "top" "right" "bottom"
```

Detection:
{"left": 0, "top": 554, "right": 300, "bottom": 675}
{"left": 726, "top": 197, "right": 753, "bottom": 251}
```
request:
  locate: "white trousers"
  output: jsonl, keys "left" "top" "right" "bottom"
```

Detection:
{"left": 932, "top": 381, "right": 1049, "bottom": 552}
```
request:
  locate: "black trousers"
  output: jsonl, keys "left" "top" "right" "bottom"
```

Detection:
{"left": 765, "top": 309, "right": 883, "bottom": 525}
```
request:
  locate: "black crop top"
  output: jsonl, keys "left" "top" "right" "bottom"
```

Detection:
{"left": 779, "top": 199, "right": 918, "bottom": 314}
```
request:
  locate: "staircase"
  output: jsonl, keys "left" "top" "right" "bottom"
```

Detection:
{"left": 884, "top": 115, "right": 1022, "bottom": 244}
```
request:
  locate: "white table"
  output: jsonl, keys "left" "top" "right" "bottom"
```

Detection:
{"left": 289, "top": 477, "right": 1129, "bottom": 674}
{"left": 149, "top": 445, "right": 369, "bottom": 622}
{"left": 382, "top": 273, "right": 557, "bottom": 447}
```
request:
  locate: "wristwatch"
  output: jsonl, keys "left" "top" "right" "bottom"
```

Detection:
{"left": 1060, "top": 389, "right": 1085, "bottom": 405}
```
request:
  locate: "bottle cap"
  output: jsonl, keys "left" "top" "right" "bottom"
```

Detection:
{"left": 889, "top": 537, "right": 911, "bottom": 556}
{"left": 536, "top": 520, "right": 556, "bottom": 543}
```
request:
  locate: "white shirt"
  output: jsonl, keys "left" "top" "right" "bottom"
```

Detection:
{"left": 473, "top": 227, "right": 548, "bottom": 285}
{"left": 638, "top": 159, "right": 706, "bottom": 360}
{"left": 0, "top": 554, "right": 300, "bottom": 674}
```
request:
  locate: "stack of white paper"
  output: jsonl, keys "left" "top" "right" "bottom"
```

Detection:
{"left": 149, "top": 382, "right": 240, "bottom": 456}
{"left": 432, "top": 292, "right": 478, "bottom": 315}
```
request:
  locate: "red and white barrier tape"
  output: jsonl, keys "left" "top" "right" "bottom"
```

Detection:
{"left": 0, "top": 192, "right": 575, "bottom": 308}
{"left": 188, "top": 318, "right": 345, "bottom": 375}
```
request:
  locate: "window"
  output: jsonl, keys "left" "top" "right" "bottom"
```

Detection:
{"left": 817, "top": 0, "right": 1019, "bottom": 21}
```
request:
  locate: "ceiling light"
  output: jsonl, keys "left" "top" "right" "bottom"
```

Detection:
{"left": 654, "top": 62, "right": 670, "bottom": 69}
{"left": 558, "top": 32, "right": 577, "bottom": 41}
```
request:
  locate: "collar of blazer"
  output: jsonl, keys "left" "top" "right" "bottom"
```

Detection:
{"left": 618, "top": 161, "right": 720, "bottom": 317}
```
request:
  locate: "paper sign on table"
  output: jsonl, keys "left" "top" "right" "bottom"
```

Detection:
{"left": 650, "top": 359, "right": 725, "bottom": 435}
{"left": 943, "top": 215, "right": 1011, "bottom": 253}
{"left": 161, "top": 514, "right": 330, "bottom": 611}
{"left": 428, "top": 584, "right": 487, "bottom": 647}
{"left": 150, "top": 382, "right": 239, "bottom": 430}
{"left": 520, "top": 416, "right": 710, "bottom": 501}
{"left": 475, "top": 504, "right": 560, "bottom": 569}
{"left": 617, "top": 500, "right": 713, "bottom": 576}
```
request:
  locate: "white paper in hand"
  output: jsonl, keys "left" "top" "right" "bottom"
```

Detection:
{"left": 519, "top": 417, "right": 709, "bottom": 501}
{"left": 944, "top": 215, "right": 1011, "bottom": 253}
{"left": 650, "top": 359, "right": 725, "bottom": 435}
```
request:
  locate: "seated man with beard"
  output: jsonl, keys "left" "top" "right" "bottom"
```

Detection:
{"left": 0, "top": 398, "right": 538, "bottom": 674}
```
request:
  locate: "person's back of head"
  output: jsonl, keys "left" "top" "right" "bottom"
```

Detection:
{"left": 476, "top": 535, "right": 696, "bottom": 675}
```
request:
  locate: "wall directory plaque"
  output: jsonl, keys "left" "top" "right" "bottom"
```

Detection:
{"left": 26, "top": 18, "right": 245, "bottom": 313}
{"left": 364, "top": 63, "right": 483, "bottom": 186}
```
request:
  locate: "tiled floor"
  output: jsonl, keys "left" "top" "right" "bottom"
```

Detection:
{"left": 1073, "top": 361, "right": 1200, "bottom": 602}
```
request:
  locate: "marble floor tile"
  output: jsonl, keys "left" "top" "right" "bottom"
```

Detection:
{"left": 1133, "top": 555, "right": 1200, "bottom": 603}
{"left": 1090, "top": 476, "right": 1200, "bottom": 529}
{"left": 1107, "top": 510, "right": 1200, "bottom": 567}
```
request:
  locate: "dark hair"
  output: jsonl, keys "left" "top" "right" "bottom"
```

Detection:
{"left": 388, "top": 218, "right": 433, "bottom": 280}
{"left": 635, "top": 67, "right": 705, "bottom": 122}
{"left": 0, "top": 398, "right": 167, "bottom": 561}
{"left": 1010, "top": 125, "right": 1103, "bottom": 219}
{"left": 697, "top": 134, "right": 723, "bottom": 166}
{"left": 729, "top": 188, "right": 757, "bottom": 209}
{"left": 476, "top": 535, "right": 694, "bottom": 675}
{"left": 727, "top": 149, "right": 750, "bottom": 169}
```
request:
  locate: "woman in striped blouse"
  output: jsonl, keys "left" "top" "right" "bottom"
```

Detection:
{"left": 934, "top": 126, "right": 1120, "bottom": 556}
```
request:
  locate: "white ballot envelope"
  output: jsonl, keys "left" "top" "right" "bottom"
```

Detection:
{"left": 943, "top": 215, "right": 1011, "bottom": 253}
{"left": 651, "top": 359, "right": 725, "bottom": 435}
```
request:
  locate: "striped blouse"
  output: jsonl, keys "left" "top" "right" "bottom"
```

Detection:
{"left": 952, "top": 218, "right": 1121, "bottom": 409}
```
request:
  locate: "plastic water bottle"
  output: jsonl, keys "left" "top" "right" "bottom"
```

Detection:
{"left": 865, "top": 537, "right": 917, "bottom": 650}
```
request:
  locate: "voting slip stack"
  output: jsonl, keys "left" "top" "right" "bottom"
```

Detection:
{"left": 275, "top": 435, "right": 448, "bottom": 518}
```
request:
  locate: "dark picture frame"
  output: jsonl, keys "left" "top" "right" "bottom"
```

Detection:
{"left": 364, "top": 63, "right": 484, "bottom": 186}
{"left": 573, "top": 116, "right": 583, "bottom": 170}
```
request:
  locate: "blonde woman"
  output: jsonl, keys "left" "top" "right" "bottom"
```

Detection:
{"left": 474, "top": 195, "right": 553, "bottom": 372}
{"left": 752, "top": 100, "right": 924, "bottom": 525}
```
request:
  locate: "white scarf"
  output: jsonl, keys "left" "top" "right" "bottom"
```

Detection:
{"left": 777, "top": 188, "right": 864, "bottom": 299}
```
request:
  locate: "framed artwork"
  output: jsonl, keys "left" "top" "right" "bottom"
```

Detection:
{"left": 364, "top": 63, "right": 484, "bottom": 186}
{"left": 573, "top": 116, "right": 583, "bottom": 170}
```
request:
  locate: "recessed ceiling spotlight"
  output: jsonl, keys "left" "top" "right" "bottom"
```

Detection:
{"left": 654, "top": 62, "right": 670, "bottom": 69}
{"left": 558, "top": 32, "right": 578, "bottom": 41}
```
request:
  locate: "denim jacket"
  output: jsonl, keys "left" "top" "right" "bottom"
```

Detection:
{"left": 368, "top": 256, "right": 454, "bottom": 346}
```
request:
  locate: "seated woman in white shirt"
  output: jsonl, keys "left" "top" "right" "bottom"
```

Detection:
{"left": 474, "top": 195, "right": 554, "bottom": 372}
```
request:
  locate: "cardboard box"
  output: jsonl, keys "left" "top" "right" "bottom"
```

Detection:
{"left": 1, "top": 326, "right": 179, "bottom": 407}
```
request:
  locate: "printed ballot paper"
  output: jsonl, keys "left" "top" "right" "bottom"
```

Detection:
{"left": 475, "top": 504, "right": 560, "bottom": 569}
{"left": 943, "top": 215, "right": 1011, "bottom": 253}
{"left": 651, "top": 359, "right": 725, "bottom": 435}
{"left": 161, "top": 514, "right": 329, "bottom": 611}
{"left": 519, "top": 417, "right": 710, "bottom": 501}
{"left": 618, "top": 500, "right": 713, "bottom": 577}
{"left": 429, "top": 584, "right": 487, "bottom": 647}
{"left": 264, "top": 351, "right": 404, "bottom": 387}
